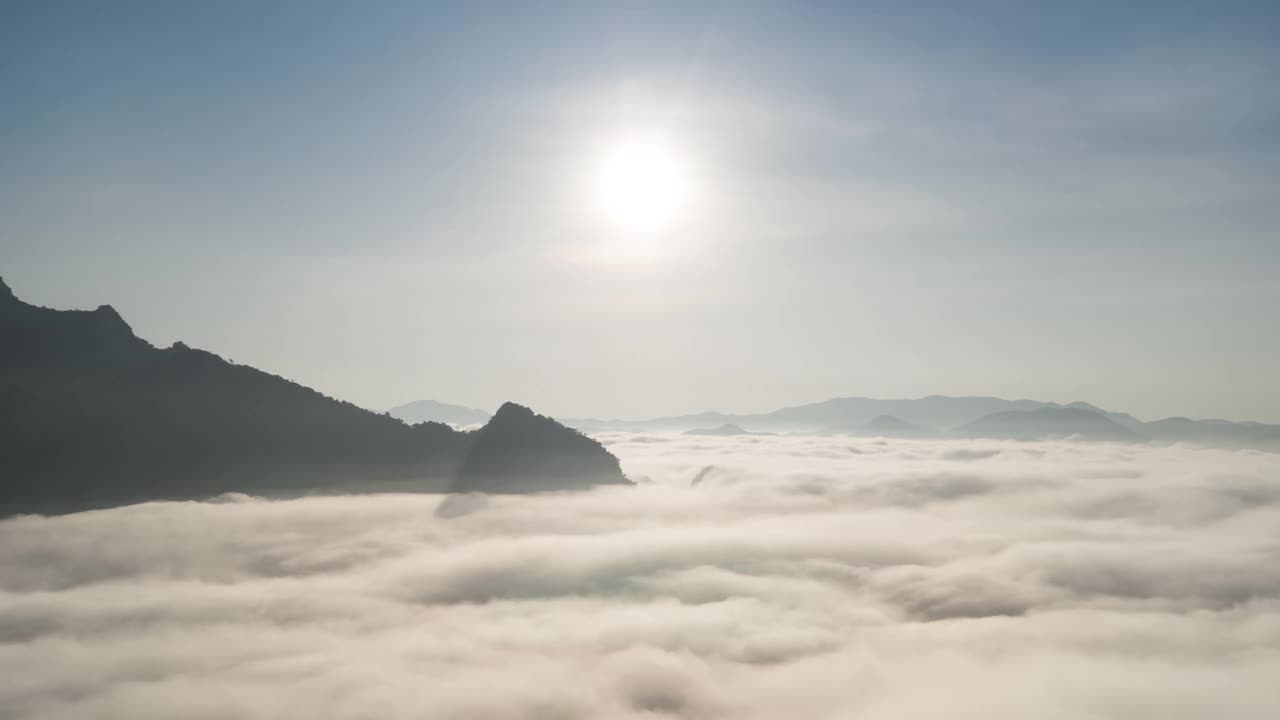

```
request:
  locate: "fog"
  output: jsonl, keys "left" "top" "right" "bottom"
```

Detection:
{"left": 3, "top": 435, "right": 1280, "bottom": 719}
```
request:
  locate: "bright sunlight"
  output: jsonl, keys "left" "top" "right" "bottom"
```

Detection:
{"left": 593, "top": 135, "right": 689, "bottom": 233}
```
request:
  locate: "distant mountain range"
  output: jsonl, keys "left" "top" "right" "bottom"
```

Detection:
{"left": 387, "top": 399, "right": 491, "bottom": 427}
{"left": 954, "top": 406, "right": 1144, "bottom": 442}
{"left": 539, "top": 393, "right": 1272, "bottom": 451}
{"left": 0, "top": 277, "right": 628, "bottom": 515}
{"left": 824, "top": 414, "right": 938, "bottom": 439}
{"left": 388, "top": 391, "right": 1279, "bottom": 451}
{"left": 558, "top": 396, "right": 1108, "bottom": 433}
{"left": 682, "top": 424, "right": 773, "bottom": 437}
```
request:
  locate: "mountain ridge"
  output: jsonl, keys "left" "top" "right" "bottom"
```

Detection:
{"left": 0, "top": 277, "right": 629, "bottom": 515}
{"left": 454, "top": 403, "right": 629, "bottom": 493}
{"left": 387, "top": 399, "right": 490, "bottom": 427}
{"left": 562, "top": 395, "right": 1112, "bottom": 433}
{"left": 823, "top": 414, "right": 937, "bottom": 439}
{"left": 554, "top": 396, "right": 1278, "bottom": 451}
{"left": 955, "top": 407, "right": 1145, "bottom": 442}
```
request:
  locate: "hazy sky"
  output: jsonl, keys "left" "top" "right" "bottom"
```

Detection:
{"left": 3, "top": 1, "right": 1278, "bottom": 422}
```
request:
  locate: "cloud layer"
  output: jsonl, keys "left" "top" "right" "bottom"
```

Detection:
{"left": 3, "top": 435, "right": 1280, "bottom": 719}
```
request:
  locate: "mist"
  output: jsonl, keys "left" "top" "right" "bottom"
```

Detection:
{"left": 4, "top": 434, "right": 1279, "bottom": 719}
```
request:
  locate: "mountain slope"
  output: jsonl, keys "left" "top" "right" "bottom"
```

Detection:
{"left": 565, "top": 396, "right": 1054, "bottom": 433}
{"left": 0, "top": 277, "right": 156, "bottom": 390}
{"left": 454, "top": 403, "right": 629, "bottom": 493}
{"left": 0, "top": 278, "right": 627, "bottom": 515}
{"left": 683, "top": 424, "right": 759, "bottom": 436}
{"left": 560, "top": 390, "right": 1280, "bottom": 452}
{"left": 1143, "top": 417, "right": 1280, "bottom": 451}
{"left": 825, "top": 414, "right": 936, "bottom": 439}
{"left": 957, "top": 407, "right": 1145, "bottom": 442}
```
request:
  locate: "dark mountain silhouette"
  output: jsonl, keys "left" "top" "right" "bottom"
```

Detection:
{"left": 388, "top": 399, "right": 491, "bottom": 427}
{"left": 454, "top": 403, "right": 629, "bottom": 493}
{"left": 683, "top": 424, "right": 761, "bottom": 436}
{"left": 956, "top": 407, "right": 1145, "bottom": 442}
{"left": 0, "top": 278, "right": 627, "bottom": 515}
{"left": 0, "top": 277, "right": 155, "bottom": 390}
{"left": 825, "top": 414, "right": 936, "bottom": 439}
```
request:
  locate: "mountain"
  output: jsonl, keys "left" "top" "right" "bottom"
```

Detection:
{"left": 825, "top": 414, "right": 936, "bottom": 439}
{"left": 760, "top": 396, "right": 1052, "bottom": 431}
{"left": 0, "top": 277, "right": 155, "bottom": 390}
{"left": 1064, "top": 401, "right": 1144, "bottom": 429}
{"left": 563, "top": 391, "right": 1280, "bottom": 452}
{"left": 0, "top": 277, "right": 628, "bottom": 515}
{"left": 388, "top": 399, "right": 490, "bottom": 427}
{"left": 1142, "top": 417, "right": 1280, "bottom": 451}
{"left": 453, "top": 403, "right": 629, "bottom": 493}
{"left": 566, "top": 396, "right": 1057, "bottom": 433}
{"left": 957, "top": 407, "right": 1145, "bottom": 442}
{"left": 563, "top": 411, "right": 737, "bottom": 433}
{"left": 683, "top": 424, "right": 759, "bottom": 436}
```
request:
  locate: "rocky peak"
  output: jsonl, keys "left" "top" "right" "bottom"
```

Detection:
{"left": 491, "top": 401, "right": 537, "bottom": 423}
{"left": 94, "top": 303, "right": 123, "bottom": 319}
{"left": 453, "top": 402, "right": 630, "bottom": 493}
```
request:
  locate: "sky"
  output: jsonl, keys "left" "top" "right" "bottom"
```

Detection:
{"left": 2, "top": 0, "right": 1279, "bottom": 422}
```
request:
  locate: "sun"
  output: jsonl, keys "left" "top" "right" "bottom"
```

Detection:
{"left": 593, "top": 135, "right": 689, "bottom": 233}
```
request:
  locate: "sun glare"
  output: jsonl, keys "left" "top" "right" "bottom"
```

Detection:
{"left": 593, "top": 135, "right": 689, "bottom": 233}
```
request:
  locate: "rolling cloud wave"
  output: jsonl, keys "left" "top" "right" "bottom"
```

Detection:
{"left": 3, "top": 435, "right": 1279, "bottom": 719}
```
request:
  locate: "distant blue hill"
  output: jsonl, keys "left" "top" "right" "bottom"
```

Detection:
{"left": 388, "top": 399, "right": 490, "bottom": 427}
{"left": 824, "top": 414, "right": 937, "bottom": 439}
{"left": 955, "top": 407, "right": 1144, "bottom": 442}
{"left": 562, "top": 396, "right": 1279, "bottom": 452}
{"left": 567, "top": 396, "right": 1079, "bottom": 433}
{"left": 683, "top": 424, "right": 772, "bottom": 437}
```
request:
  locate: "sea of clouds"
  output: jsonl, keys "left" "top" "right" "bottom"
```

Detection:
{"left": 3, "top": 433, "right": 1280, "bottom": 719}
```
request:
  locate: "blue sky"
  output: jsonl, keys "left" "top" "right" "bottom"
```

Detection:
{"left": 3, "top": 1, "right": 1278, "bottom": 421}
